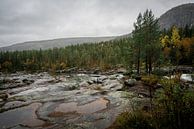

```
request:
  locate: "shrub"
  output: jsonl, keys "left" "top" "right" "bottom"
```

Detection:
{"left": 111, "top": 111, "right": 154, "bottom": 129}
{"left": 110, "top": 79, "right": 194, "bottom": 129}
{"left": 141, "top": 75, "right": 159, "bottom": 86}
{"left": 153, "top": 79, "right": 194, "bottom": 129}
{"left": 152, "top": 69, "right": 167, "bottom": 76}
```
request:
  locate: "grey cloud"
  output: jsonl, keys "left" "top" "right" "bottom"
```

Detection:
{"left": 0, "top": 0, "right": 193, "bottom": 47}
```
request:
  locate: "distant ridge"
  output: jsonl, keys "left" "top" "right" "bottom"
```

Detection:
{"left": 159, "top": 3, "right": 194, "bottom": 29}
{"left": 0, "top": 36, "right": 116, "bottom": 51}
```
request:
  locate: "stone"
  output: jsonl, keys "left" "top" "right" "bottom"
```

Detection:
{"left": 116, "top": 68, "right": 127, "bottom": 74}
{"left": 124, "top": 79, "right": 137, "bottom": 87}
{"left": 22, "top": 79, "right": 34, "bottom": 85}
{"left": 180, "top": 74, "right": 194, "bottom": 82}
{"left": 79, "top": 81, "right": 89, "bottom": 87}
{"left": 0, "top": 92, "right": 8, "bottom": 100}
{"left": 0, "top": 72, "right": 145, "bottom": 129}
{"left": 103, "top": 80, "right": 123, "bottom": 91}
{"left": 90, "top": 75, "right": 107, "bottom": 84}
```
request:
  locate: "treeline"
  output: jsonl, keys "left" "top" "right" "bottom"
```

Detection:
{"left": 161, "top": 26, "right": 194, "bottom": 65}
{"left": 0, "top": 10, "right": 194, "bottom": 73}
{"left": 0, "top": 38, "right": 132, "bottom": 72}
{"left": 131, "top": 9, "right": 194, "bottom": 75}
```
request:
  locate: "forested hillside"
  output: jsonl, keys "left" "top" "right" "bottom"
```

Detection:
{"left": 0, "top": 36, "right": 116, "bottom": 51}
{"left": 1, "top": 10, "right": 194, "bottom": 73}
{"left": 0, "top": 38, "right": 132, "bottom": 72}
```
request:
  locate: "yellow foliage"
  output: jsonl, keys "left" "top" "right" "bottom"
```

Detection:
{"left": 160, "top": 35, "right": 170, "bottom": 47}
{"left": 171, "top": 26, "right": 181, "bottom": 47}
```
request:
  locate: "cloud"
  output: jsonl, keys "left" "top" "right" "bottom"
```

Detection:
{"left": 0, "top": 0, "right": 193, "bottom": 47}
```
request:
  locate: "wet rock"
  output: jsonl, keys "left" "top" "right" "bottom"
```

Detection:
{"left": 103, "top": 80, "right": 123, "bottom": 91}
{"left": 0, "top": 103, "right": 44, "bottom": 128}
{"left": 116, "top": 74, "right": 124, "bottom": 80}
{"left": 22, "top": 79, "right": 34, "bottom": 85}
{"left": 163, "top": 76, "right": 170, "bottom": 79}
{"left": 79, "top": 81, "right": 89, "bottom": 87}
{"left": 109, "top": 74, "right": 124, "bottom": 81}
{"left": 2, "top": 101, "right": 27, "bottom": 109}
{"left": 87, "top": 80, "right": 94, "bottom": 85}
{"left": 0, "top": 92, "right": 8, "bottom": 100}
{"left": 34, "top": 78, "right": 55, "bottom": 85}
{"left": 90, "top": 75, "right": 107, "bottom": 84}
{"left": 180, "top": 74, "right": 194, "bottom": 83}
{"left": 177, "top": 66, "right": 193, "bottom": 73}
{"left": 124, "top": 79, "right": 137, "bottom": 87}
{"left": 4, "top": 79, "right": 15, "bottom": 83}
{"left": 10, "top": 125, "right": 31, "bottom": 129}
{"left": 61, "top": 82, "right": 79, "bottom": 91}
{"left": 116, "top": 68, "right": 127, "bottom": 74}
{"left": 0, "top": 72, "right": 146, "bottom": 129}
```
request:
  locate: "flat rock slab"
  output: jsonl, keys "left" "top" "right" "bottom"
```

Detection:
{"left": 0, "top": 72, "right": 144, "bottom": 129}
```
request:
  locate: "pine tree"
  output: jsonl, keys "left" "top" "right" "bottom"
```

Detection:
{"left": 132, "top": 9, "right": 161, "bottom": 74}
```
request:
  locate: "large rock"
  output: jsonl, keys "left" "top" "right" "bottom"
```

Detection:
{"left": 103, "top": 80, "right": 123, "bottom": 91}
{"left": 0, "top": 92, "right": 8, "bottom": 100}
{"left": 124, "top": 79, "right": 137, "bottom": 87}
{"left": 180, "top": 74, "right": 194, "bottom": 82}
{"left": 90, "top": 75, "right": 108, "bottom": 84}
{"left": 22, "top": 79, "right": 34, "bottom": 85}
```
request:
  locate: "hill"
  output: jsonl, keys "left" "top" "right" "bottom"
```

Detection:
{"left": 159, "top": 3, "right": 194, "bottom": 29}
{"left": 0, "top": 36, "right": 116, "bottom": 51}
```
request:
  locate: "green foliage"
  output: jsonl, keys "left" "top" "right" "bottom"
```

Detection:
{"left": 132, "top": 9, "right": 161, "bottom": 74}
{"left": 141, "top": 75, "right": 159, "bottom": 86}
{"left": 153, "top": 79, "right": 194, "bottom": 129}
{"left": 152, "top": 69, "right": 167, "bottom": 76}
{"left": 112, "top": 111, "right": 154, "bottom": 129}
{"left": 111, "top": 80, "right": 194, "bottom": 129}
{"left": 0, "top": 38, "right": 133, "bottom": 72}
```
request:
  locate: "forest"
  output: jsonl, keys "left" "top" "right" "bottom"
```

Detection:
{"left": 0, "top": 10, "right": 194, "bottom": 74}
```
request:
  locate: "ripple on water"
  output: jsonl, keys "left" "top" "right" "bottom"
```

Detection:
{"left": 55, "top": 98, "right": 109, "bottom": 114}
{"left": 0, "top": 103, "right": 44, "bottom": 128}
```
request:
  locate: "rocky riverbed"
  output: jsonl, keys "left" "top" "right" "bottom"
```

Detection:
{"left": 0, "top": 72, "right": 145, "bottom": 129}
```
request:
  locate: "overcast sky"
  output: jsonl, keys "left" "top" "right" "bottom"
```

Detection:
{"left": 0, "top": 0, "right": 194, "bottom": 47}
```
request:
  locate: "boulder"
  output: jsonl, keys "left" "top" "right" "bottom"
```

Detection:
{"left": 90, "top": 75, "right": 108, "bottom": 84}
{"left": 124, "top": 79, "right": 137, "bottom": 87}
{"left": 79, "top": 81, "right": 89, "bottom": 87}
{"left": 103, "top": 80, "right": 123, "bottom": 91}
{"left": 22, "top": 79, "right": 34, "bottom": 85}
{"left": 0, "top": 92, "right": 9, "bottom": 100}
{"left": 180, "top": 74, "right": 194, "bottom": 82}
{"left": 116, "top": 68, "right": 127, "bottom": 74}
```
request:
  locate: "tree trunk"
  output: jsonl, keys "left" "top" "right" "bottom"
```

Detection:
{"left": 149, "top": 57, "right": 152, "bottom": 74}
{"left": 137, "top": 48, "right": 140, "bottom": 74}
{"left": 146, "top": 55, "right": 148, "bottom": 73}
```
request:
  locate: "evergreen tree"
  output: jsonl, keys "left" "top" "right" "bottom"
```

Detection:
{"left": 132, "top": 9, "right": 161, "bottom": 74}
